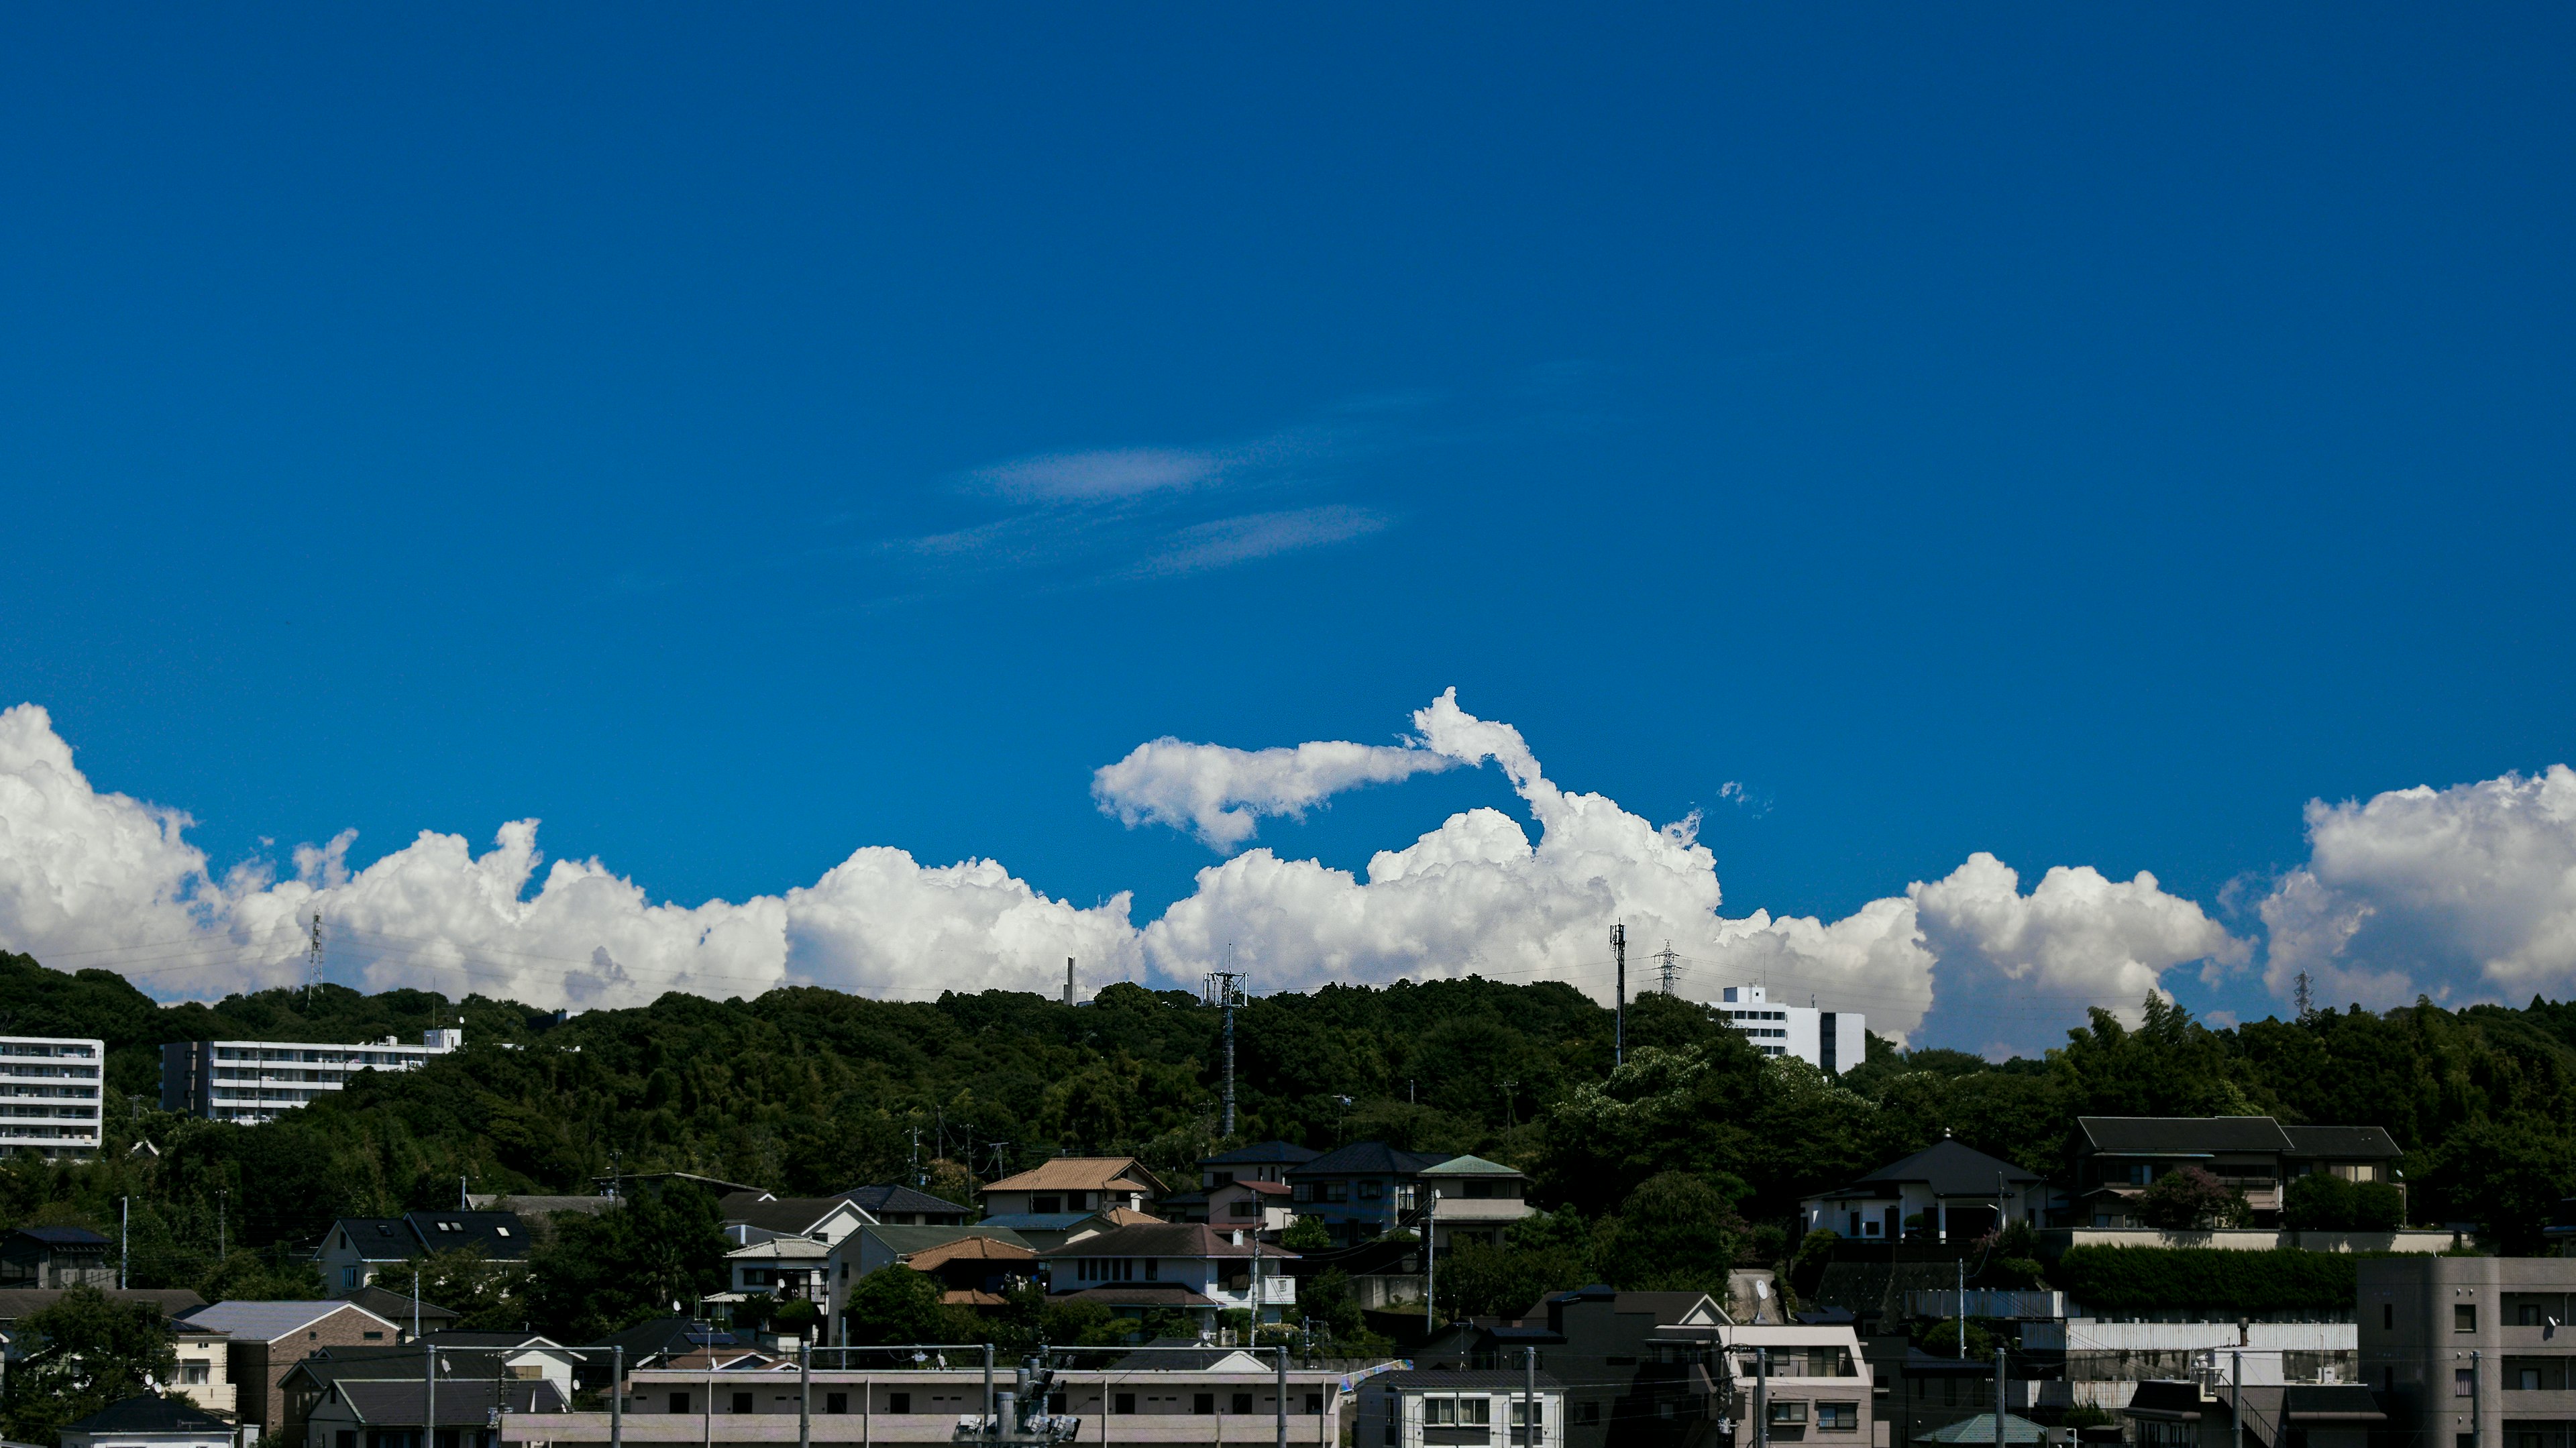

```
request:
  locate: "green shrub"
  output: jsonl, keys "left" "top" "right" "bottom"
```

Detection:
{"left": 2353, "top": 1182, "right": 2405, "bottom": 1231}
{"left": 2282, "top": 1173, "right": 2358, "bottom": 1230}
{"left": 2051, "top": 1247, "right": 2356, "bottom": 1314}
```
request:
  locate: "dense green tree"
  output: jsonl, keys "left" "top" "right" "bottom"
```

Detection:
{"left": 525, "top": 1182, "right": 727, "bottom": 1341}
{"left": 1596, "top": 1173, "right": 1743, "bottom": 1293}
{"left": 0, "top": 1286, "right": 178, "bottom": 1445}
{"left": 841, "top": 1266, "right": 977, "bottom": 1346}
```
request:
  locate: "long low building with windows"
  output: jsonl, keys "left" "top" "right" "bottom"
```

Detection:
{"left": 160, "top": 1029, "right": 463, "bottom": 1123}
{"left": 0, "top": 1036, "right": 105, "bottom": 1158}
{"left": 498, "top": 1345, "right": 1394, "bottom": 1446}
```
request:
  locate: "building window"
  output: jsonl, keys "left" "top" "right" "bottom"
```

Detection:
{"left": 2459, "top": 1306, "right": 2479, "bottom": 1333}
{"left": 1323, "top": 1181, "right": 1349, "bottom": 1203}
{"left": 1032, "top": 1195, "right": 1061, "bottom": 1213}
{"left": 180, "top": 1362, "right": 211, "bottom": 1384}
{"left": 337, "top": 1433, "right": 356, "bottom": 1448}
{"left": 1232, "top": 1201, "right": 1260, "bottom": 1219}
{"left": 1771, "top": 1401, "right": 1808, "bottom": 1425}
{"left": 2457, "top": 1370, "right": 2475, "bottom": 1398}
{"left": 1195, "top": 1394, "right": 1216, "bottom": 1415}
{"left": 667, "top": 1393, "right": 689, "bottom": 1414}
{"left": 1579, "top": 1402, "right": 1601, "bottom": 1425}
{"left": 2385, "top": 1304, "right": 2395, "bottom": 1330}
{"left": 1307, "top": 1394, "right": 1324, "bottom": 1414}
{"left": 1232, "top": 1393, "right": 1254, "bottom": 1414}
{"left": 1426, "top": 1396, "right": 1493, "bottom": 1427}
{"left": 1115, "top": 1394, "right": 1135, "bottom": 1414}
{"left": 1358, "top": 1180, "right": 1383, "bottom": 1201}
{"left": 731, "top": 1392, "right": 752, "bottom": 1414}
{"left": 1819, "top": 1403, "right": 1859, "bottom": 1431}
{"left": 824, "top": 1394, "right": 847, "bottom": 1414}
{"left": 889, "top": 1392, "right": 911, "bottom": 1414}
{"left": 1511, "top": 1400, "right": 1545, "bottom": 1428}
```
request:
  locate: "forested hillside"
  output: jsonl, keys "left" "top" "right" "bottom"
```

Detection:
{"left": 11, "top": 948, "right": 2576, "bottom": 1298}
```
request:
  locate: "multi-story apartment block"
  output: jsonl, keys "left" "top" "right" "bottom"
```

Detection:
{"left": 2357, "top": 1252, "right": 2576, "bottom": 1448}
{"left": 0, "top": 1036, "right": 105, "bottom": 1157}
{"left": 160, "top": 1029, "right": 462, "bottom": 1123}
{"left": 1714, "top": 985, "right": 1866, "bottom": 1074}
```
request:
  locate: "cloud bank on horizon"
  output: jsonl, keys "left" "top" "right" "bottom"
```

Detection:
{"left": 0, "top": 691, "right": 2563, "bottom": 1054}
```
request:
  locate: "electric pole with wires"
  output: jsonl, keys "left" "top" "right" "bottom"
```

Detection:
{"left": 1204, "top": 968, "right": 1248, "bottom": 1137}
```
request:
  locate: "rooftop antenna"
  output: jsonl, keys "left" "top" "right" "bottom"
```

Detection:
{"left": 2294, "top": 970, "right": 2314, "bottom": 1019}
{"left": 1204, "top": 962, "right": 1248, "bottom": 1137}
{"left": 305, "top": 912, "right": 324, "bottom": 1005}
{"left": 1652, "top": 941, "right": 1683, "bottom": 996}
{"left": 1611, "top": 924, "right": 1627, "bottom": 1066}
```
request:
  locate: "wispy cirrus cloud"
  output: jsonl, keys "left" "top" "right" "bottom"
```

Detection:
{"left": 871, "top": 414, "right": 1389, "bottom": 592}
{"left": 1131, "top": 505, "right": 1390, "bottom": 578}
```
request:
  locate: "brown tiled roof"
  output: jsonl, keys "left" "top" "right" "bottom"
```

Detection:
{"left": 904, "top": 1237, "right": 1038, "bottom": 1271}
{"left": 942, "top": 1290, "right": 1009, "bottom": 1308}
{"left": 1093, "top": 1207, "right": 1165, "bottom": 1227}
{"left": 983, "top": 1158, "right": 1167, "bottom": 1195}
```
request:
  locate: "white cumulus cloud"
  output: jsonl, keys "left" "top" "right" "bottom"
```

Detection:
{"left": 0, "top": 693, "right": 2257, "bottom": 1054}
{"left": 1092, "top": 734, "right": 1456, "bottom": 850}
{"left": 1909, "top": 852, "right": 2249, "bottom": 1056}
{"left": 1138, "top": 689, "right": 1946, "bottom": 1035}
{"left": 2260, "top": 766, "right": 2576, "bottom": 1009}
{"left": 0, "top": 704, "right": 1137, "bottom": 1011}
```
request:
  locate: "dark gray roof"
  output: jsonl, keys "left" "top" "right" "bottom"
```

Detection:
{"left": 1374, "top": 1370, "right": 1565, "bottom": 1390}
{"left": 857, "top": 1224, "right": 1031, "bottom": 1254}
{"left": 716, "top": 1194, "right": 853, "bottom": 1235}
{"left": 325, "top": 1378, "right": 565, "bottom": 1425}
{"left": 62, "top": 1394, "right": 230, "bottom": 1435}
{"left": 338, "top": 1285, "right": 458, "bottom": 1327}
{"left": 1057, "top": 1285, "right": 1220, "bottom": 1308}
{"left": 1831, "top": 1139, "right": 2045, "bottom": 1196}
{"left": 585, "top": 1317, "right": 737, "bottom": 1357}
{"left": 2078, "top": 1117, "right": 2296, "bottom": 1156}
{"left": 2281, "top": 1125, "right": 2403, "bottom": 1160}
{"left": 327, "top": 1218, "right": 418, "bottom": 1262}
{"left": 1286, "top": 1141, "right": 1448, "bottom": 1178}
{"left": 836, "top": 1184, "right": 970, "bottom": 1217}
{"left": 1203, "top": 1141, "right": 1321, "bottom": 1167}
{"left": 9, "top": 1226, "right": 110, "bottom": 1248}
{"left": 399, "top": 1211, "right": 532, "bottom": 1260}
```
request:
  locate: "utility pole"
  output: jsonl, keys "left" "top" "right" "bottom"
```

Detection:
{"left": 1275, "top": 1345, "right": 1287, "bottom": 1448}
{"left": 1205, "top": 969, "right": 1247, "bottom": 1138}
{"left": 1424, "top": 1190, "right": 1438, "bottom": 1334}
{"left": 119, "top": 1197, "right": 127, "bottom": 1290}
{"left": 610, "top": 1347, "right": 624, "bottom": 1448}
{"left": 306, "top": 911, "right": 324, "bottom": 1005}
{"left": 798, "top": 1341, "right": 811, "bottom": 1448}
{"left": 1956, "top": 1256, "right": 1966, "bottom": 1358}
{"left": 1523, "top": 1345, "right": 1538, "bottom": 1448}
{"left": 426, "top": 1337, "right": 438, "bottom": 1448}
{"left": 1994, "top": 1343, "right": 2008, "bottom": 1447}
{"left": 2231, "top": 1349, "right": 2243, "bottom": 1448}
{"left": 1754, "top": 1344, "right": 1768, "bottom": 1448}
{"left": 1611, "top": 925, "right": 1626, "bottom": 1066}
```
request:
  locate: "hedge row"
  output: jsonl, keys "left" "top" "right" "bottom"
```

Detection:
{"left": 2051, "top": 1246, "right": 2359, "bottom": 1313}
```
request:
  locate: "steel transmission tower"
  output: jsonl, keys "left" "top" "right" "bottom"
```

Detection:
{"left": 1204, "top": 968, "right": 1248, "bottom": 1137}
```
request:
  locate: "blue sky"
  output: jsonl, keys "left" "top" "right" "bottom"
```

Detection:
{"left": 5, "top": 7, "right": 2575, "bottom": 1054}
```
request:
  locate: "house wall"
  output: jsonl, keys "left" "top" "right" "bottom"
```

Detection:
{"left": 173, "top": 1327, "right": 238, "bottom": 1415}
{"left": 1360, "top": 1386, "right": 1564, "bottom": 1448}
{"left": 237, "top": 1306, "right": 403, "bottom": 1432}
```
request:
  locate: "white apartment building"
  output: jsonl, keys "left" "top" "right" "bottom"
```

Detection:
{"left": 160, "top": 1028, "right": 463, "bottom": 1123}
{"left": 0, "top": 1036, "right": 106, "bottom": 1157}
{"left": 1714, "top": 985, "right": 1866, "bottom": 1075}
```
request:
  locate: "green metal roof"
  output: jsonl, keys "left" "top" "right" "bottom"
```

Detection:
{"left": 1419, "top": 1154, "right": 1526, "bottom": 1177}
